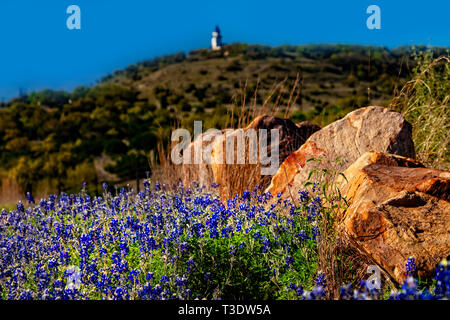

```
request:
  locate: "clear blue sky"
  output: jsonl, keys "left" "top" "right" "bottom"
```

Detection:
{"left": 0, "top": 0, "right": 448, "bottom": 100}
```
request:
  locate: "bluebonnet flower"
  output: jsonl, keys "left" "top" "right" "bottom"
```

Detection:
{"left": 302, "top": 285, "right": 327, "bottom": 300}
{"left": 340, "top": 280, "right": 381, "bottom": 300}
{"left": 315, "top": 272, "right": 326, "bottom": 289}
{"left": 241, "top": 190, "right": 251, "bottom": 201}
{"left": 405, "top": 257, "right": 416, "bottom": 277}
{"left": 226, "top": 199, "right": 236, "bottom": 209}
{"left": 247, "top": 208, "right": 255, "bottom": 219}
{"left": 238, "top": 202, "right": 248, "bottom": 211}
{"left": 174, "top": 275, "right": 187, "bottom": 289}
{"left": 389, "top": 277, "right": 421, "bottom": 300}
{"left": 113, "top": 287, "right": 129, "bottom": 300}
{"left": 160, "top": 275, "right": 169, "bottom": 285}
{"left": 311, "top": 225, "right": 319, "bottom": 241}
{"left": 235, "top": 219, "right": 242, "bottom": 232}
{"left": 180, "top": 242, "right": 189, "bottom": 255}
{"left": 48, "top": 258, "right": 59, "bottom": 271}
{"left": 434, "top": 258, "right": 449, "bottom": 297}
{"left": 297, "top": 230, "right": 307, "bottom": 242}
{"left": 26, "top": 192, "right": 35, "bottom": 204}
{"left": 129, "top": 268, "right": 140, "bottom": 286}
{"left": 253, "top": 230, "right": 262, "bottom": 240}
{"left": 146, "top": 272, "right": 154, "bottom": 281}
{"left": 285, "top": 256, "right": 294, "bottom": 269}
{"left": 298, "top": 190, "right": 309, "bottom": 203}
{"left": 311, "top": 182, "right": 320, "bottom": 193}
{"left": 186, "top": 259, "right": 195, "bottom": 273}
{"left": 211, "top": 182, "right": 220, "bottom": 189}
{"left": 288, "top": 283, "right": 303, "bottom": 297}
{"left": 307, "top": 196, "right": 321, "bottom": 221}
{"left": 17, "top": 201, "right": 25, "bottom": 213}
{"left": 221, "top": 225, "right": 233, "bottom": 238}
{"left": 209, "top": 227, "right": 219, "bottom": 239}
{"left": 261, "top": 238, "right": 271, "bottom": 253}
{"left": 19, "top": 289, "right": 33, "bottom": 300}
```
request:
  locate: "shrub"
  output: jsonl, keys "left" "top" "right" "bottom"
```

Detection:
{"left": 104, "top": 139, "right": 128, "bottom": 155}
{"left": 105, "top": 154, "right": 149, "bottom": 180}
{"left": 130, "top": 132, "right": 157, "bottom": 151}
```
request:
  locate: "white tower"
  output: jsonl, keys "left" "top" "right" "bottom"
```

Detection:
{"left": 211, "top": 26, "right": 222, "bottom": 51}
{"left": 211, "top": 32, "right": 220, "bottom": 50}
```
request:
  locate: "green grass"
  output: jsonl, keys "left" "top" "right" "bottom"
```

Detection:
{"left": 0, "top": 204, "right": 16, "bottom": 212}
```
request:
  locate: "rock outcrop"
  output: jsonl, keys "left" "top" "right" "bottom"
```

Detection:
{"left": 337, "top": 152, "right": 450, "bottom": 284}
{"left": 211, "top": 115, "right": 320, "bottom": 200}
{"left": 266, "top": 106, "right": 416, "bottom": 203}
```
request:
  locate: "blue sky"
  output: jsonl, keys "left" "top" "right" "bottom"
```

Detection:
{"left": 0, "top": 0, "right": 448, "bottom": 100}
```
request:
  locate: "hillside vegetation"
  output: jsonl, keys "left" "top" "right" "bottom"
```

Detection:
{"left": 0, "top": 43, "right": 447, "bottom": 204}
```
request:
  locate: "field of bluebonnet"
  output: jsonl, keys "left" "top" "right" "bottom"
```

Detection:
{"left": 1, "top": 180, "right": 448, "bottom": 300}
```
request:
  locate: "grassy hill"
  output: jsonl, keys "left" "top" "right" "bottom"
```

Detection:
{"left": 0, "top": 43, "right": 447, "bottom": 204}
{"left": 103, "top": 43, "right": 422, "bottom": 126}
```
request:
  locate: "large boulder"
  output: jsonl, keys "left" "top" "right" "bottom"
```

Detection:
{"left": 266, "top": 106, "right": 416, "bottom": 203}
{"left": 211, "top": 115, "right": 320, "bottom": 200}
{"left": 337, "top": 152, "right": 450, "bottom": 284}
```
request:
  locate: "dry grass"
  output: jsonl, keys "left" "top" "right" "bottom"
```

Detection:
{"left": 148, "top": 140, "right": 184, "bottom": 190}
{"left": 227, "top": 73, "right": 302, "bottom": 129}
{"left": 390, "top": 55, "right": 449, "bottom": 169}
{"left": 0, "top": 177, "right": 25, "bottom": 209}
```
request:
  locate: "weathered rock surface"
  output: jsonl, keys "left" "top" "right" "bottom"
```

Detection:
{"left": 266, "top": 106, "right": 416, "bottom": 203}
{"left": 335, "top": 151, "right": 424, "bottom": 186}
{"left": 211, "top": 115, "right": 320, "bottom": 200}
{"left": 181, "top": 130, "right": 224, "bottom": 188}
{"left": 338, "top": 152, "right": 450, "bottom": 284}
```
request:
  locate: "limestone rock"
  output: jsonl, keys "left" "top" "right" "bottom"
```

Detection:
{"left": 338, "top": 152, "right": 450, "bottom": 284}
{"left": 266, "top": 106, "right": 415, "bottom": 203}
{"left": 181, "top": 130, "right": 224, "bottom": 188}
